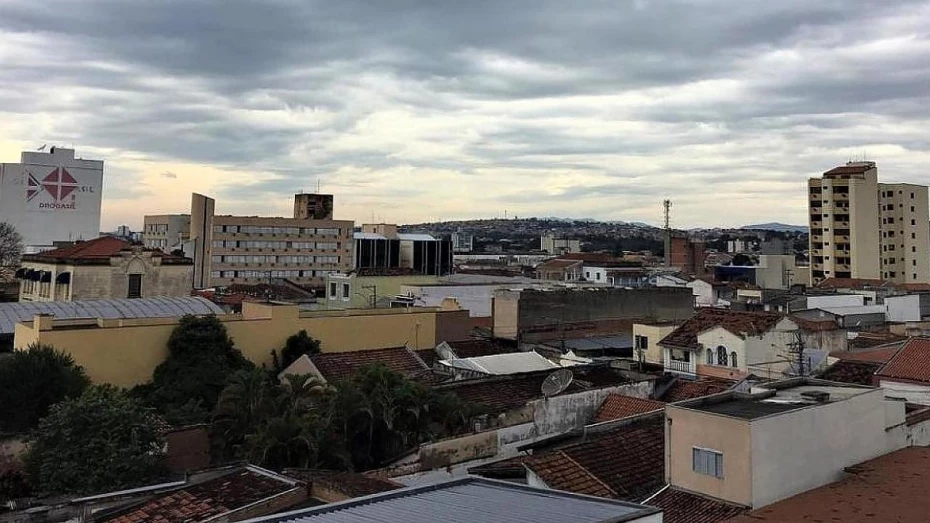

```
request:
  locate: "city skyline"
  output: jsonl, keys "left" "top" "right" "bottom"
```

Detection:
{"left": 2, "top": 1, "right": 930, "bottom": 230}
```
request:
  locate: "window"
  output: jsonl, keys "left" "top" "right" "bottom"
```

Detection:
{"left": 706, "top": 349, "right": 713, "bottom": 365}
{"left": 127, "top": 274, "right": 142, "bottom": 299}
{"left": 596, "top": 273, "right": 601, "bottom": 281}
{"left": 716, "top": 346, "right": 728, "bottom": 366}
{"left": 913, "top": 233, "right": 917, "bottom": 239}
{"left": 693, "top": 448, "right": 724, "bottom": 478}
{"left": 342, "top": 283, "right": 350, "bottom": 300}
{"left": 329, "top": 282, "right": 337, "bottom": 299}
{"left": 585, "top": 272, "right": 590, "bottom": 279}
{"left": 911, "top": 192, "right": 915, "bottom": 199}
{"left": 911, "top": 206, "right": 916, "bottom": 212}
{"left": 731, "top": 352, "right": 738, "bottom": 368}
{"left": 912, "top": 219, "right": 917, "bottom": 226}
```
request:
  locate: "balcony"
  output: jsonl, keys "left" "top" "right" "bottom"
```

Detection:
{"left": 833, "top": 192, "right": 849, "bottom": 201}
{"left": 811, "top": 235, "right": 823, "bottom": 243}
{"left": 665, "top": 359, "right": 695, "bottom": 375}
{"left": 835, "top": 221, "right": 850, "bottom": 229}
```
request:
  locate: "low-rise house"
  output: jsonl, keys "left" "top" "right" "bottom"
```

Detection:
{"left": 664, "top": 378, "right": 928, "bottom": 510}
{"left": 237, "top": 477, "right": 662, "bottom": 523}
{"left": 687, "top": 278, "right": 730, "bottom": 308}
{"left": 725, "top": 446, "right": 930, "bottom": 523}
{"left": 17, "top": 236, "right": 193, "bottom": 301}
{"left": 592, "top": 394, "right": 665, "bottom": 424}
{"left": 885, "top": 292, "right": 930, "bottom": 322}
{"left": 658, "top": 309, "right": 800, "bottom": 379}
{"left": 873, "top": 337, "right": 930, "bottom": 404}
{"left": 806, "top": 305, "right": 887, "bottom": 329}
{"left": 633, "top": 322, "right": 681, "bottom": 364}
{"left": 535, "top": 258, "right": 583, "bottom": 281}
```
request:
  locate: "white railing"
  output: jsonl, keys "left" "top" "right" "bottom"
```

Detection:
{"left": 666, "top": 359, "right": 694, "bottom": 374}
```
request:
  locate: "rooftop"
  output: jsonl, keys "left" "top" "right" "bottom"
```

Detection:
{"left": 726, "top": 446, "right": 930, "bottom": 522}
{"left": 646, "top": 487, "right": 747, "bottom": 523}
{"left": 822, "top": 162, "right": 875, "bottom": 177}
{"left": 593, "top": 394, "right": 665, "bottom": 423}
{"left": 659, "top": 309, "right": 785, "bottom": 350}
{"left": 243, "top": 477, "right": 660, "bottom": 523}
{"left": 679, "top": 380, "right": 875, "bottom": 421}
{"left": 829, "top": 341, "right": 905, "bottom": 364}
{"left": 0, "top": 297, "right": 225, "bottom": 335}
{"left": 818, "top": 360, "right": 881, "bottom": 386}
{"left": 443, "top": 338, "right": 515, "bottom": 359}
{"left": 101, "top": 466, "right": 300, "bottom": 523}
{"left": 282, "top": 469, "right": 400, "bottom": 498}
{"left": 22, "top": 236, "right": 190, "bottom": 265}
{"left": 874, "top": 337, "right": 930, "bottom": 383}
{"left": 524, "top": 416, "right": 665, "bottom": 502}
{"left": 438, "top": 351, "right": 559, "bottom": 375}
{"left": 309, "top": 346, "right": 429, "bottom": 383}
{"left": 659, "top": 378, "right": 734, "bottom": 403}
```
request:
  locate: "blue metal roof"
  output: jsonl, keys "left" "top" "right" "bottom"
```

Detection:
{"left": 244, "top": 477, "right": 659, "bottom": 523}
{"left": 0, "top": 297, "right": 225, "bottom": 334}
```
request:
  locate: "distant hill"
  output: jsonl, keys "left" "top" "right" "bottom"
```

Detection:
{"left": 741, "top": 223, "right": 808, "bottom": 233}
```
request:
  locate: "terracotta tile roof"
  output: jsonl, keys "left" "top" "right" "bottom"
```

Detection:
{"left": 875, "top": 337, "right": 930, "bottom": 383}
{"left": 23, "top": 236, "right": 188, "bottom": 265}
{"left": 647, "top": 487, "right": 747, "bottom": 523}
{"left": 536, "top": 259, "right": 582, "bottom": 270}
{"left": 593, "top": 394, "right": 665, "bottom": 423}
{"left": 829, "top": 342, "right": 904, "bottom": 364}
{"left": 848, "top": 331, "right": 907, "bottom": 350}
{"left": 659, "top": 309, "right": 785, "bottom": 349}
{"left": 524, "top": 417, "right": 665, "bottom": 502}
{"left": 284, "top": 469, "right": 400, "bottom": 498}
{"left": 823, "top": 163, "right": 874, "bottom": 176}
{"left": 660, "top": 379, "right": 732, "bottom": 403}
{"left": 310, "top": 347, "right": 429, "bottom": 383}
{"left": 816, "top": 277, "right": 887, "bottom": 290}
{"left": 467, "top": 454, "right": 532, "bottom": 479}
{"left": 726, "top": 446, "right": 930, "bottom": 523}
{"left": 102, "top": 468, "right": 298, "bottom": 523}
{"left": 818, "top": 360, "right": 881, "bottom": 386}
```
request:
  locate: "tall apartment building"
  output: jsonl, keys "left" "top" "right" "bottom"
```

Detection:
{"left": 181, "top": 193, "right": 353, "bottom": 289}
{"left": 143, "top": 214, "right": 191, "bottom": 252}
{"left": 809, "top": 162, "right": 929, "bottom": 285}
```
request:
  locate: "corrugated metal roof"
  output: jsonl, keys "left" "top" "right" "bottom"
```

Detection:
{"left": 0, "top": 297, "right": 225, "bottom": 334}
{"left": 353, "top": 232, "right": 387, "bottom": 240}
{"left": 244, "top": 477, "right": 658, "bottom": 523}
{"left": 396, "top": 233, "right": 436, "bottom": 241}
{"left": 439, "top": 351, "right": 558, "bottom": 375}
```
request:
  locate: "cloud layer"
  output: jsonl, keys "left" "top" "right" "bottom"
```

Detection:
{"left": 2, "top": 0, "right": 930, "bottom": 229}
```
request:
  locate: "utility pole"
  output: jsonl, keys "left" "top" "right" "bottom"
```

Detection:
{"left": 663, "top": 200, "right": 672, "bottom": 267}
{"left": 786, "top": 331, "right": 806, "bottom": 377}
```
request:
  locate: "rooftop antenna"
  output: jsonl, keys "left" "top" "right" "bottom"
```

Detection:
{"left": 316, "top": 178, "right": 321, "bottom": 193}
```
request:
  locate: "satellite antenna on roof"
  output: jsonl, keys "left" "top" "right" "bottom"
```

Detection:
{"left": 541, "top": 368, "right": 574, "bottom": 397}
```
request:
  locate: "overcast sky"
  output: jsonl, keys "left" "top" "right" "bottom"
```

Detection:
{"left": 2, "top": 0, "right": 930, "bottom": 230}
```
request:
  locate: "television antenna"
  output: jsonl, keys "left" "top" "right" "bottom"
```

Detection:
{"left": 541, "top": 368, "right": 574, "bottom": 397}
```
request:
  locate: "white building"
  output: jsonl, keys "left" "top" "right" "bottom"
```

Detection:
{"left": 0, "top": 147, "right": 104, "bottom": 252}
{"left": 452, "top": 230, "right": 474, "bottom": 253}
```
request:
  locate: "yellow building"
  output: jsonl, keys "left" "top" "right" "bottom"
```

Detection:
{"left": 17, "top": 236, "right": 193, "bottom": 301}
{"left": 13, "top": 301, "right": 471, "bottom": 388}
{"left": 323, "top": 273, "right": 440, "bottom": 309}
{"left": 809, "top": 162, "right": 929, "bottom": 285}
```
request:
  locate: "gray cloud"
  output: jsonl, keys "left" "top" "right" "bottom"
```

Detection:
{"left": 1, "top": 0, "right": 930, "bottom": 227}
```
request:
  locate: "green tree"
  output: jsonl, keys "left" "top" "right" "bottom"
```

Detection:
{"left": 272, "top": 330, "right": 322, "bottom": 373}
{"left": 26, "top": 386, "right": 166, "bottom": 495}
{"left": 135, "top": 315, "right": 253, "bottom": 423}
{"left": 0, "top": 345, "right": 90, "bottom": 434}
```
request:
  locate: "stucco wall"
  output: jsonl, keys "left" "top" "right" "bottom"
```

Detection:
{"left": 14, "top": 304, "right": 470, "bottom": 387}
{"left": 633, "top": 323, "right": 678, "bottom": 364}
{"left": 666, "top": 406, "right": 752, "bottom": 506}
{"left": 749, "top": 389, "right": 894, "bottom": 508}
{"left": 879, "top": 379, "right": 930, "bottom": 405}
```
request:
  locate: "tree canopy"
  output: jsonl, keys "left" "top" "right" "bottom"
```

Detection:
{"left": 0, "top": 222, "right": 22, "bottom": 269}
{"left": 0, "top": 345, "right": 90, "bottom": 434}
{"left": 26, "top": 386, "right": 166, "bottom": 495}
{"left": 134, "top": 315, "right": 252, "bottom": 424}
{"left": 272, "top": 330, "right": 322, "bottom": 373}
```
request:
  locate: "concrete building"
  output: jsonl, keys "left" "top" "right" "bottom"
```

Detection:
{"left": 668, "top": 235, "right": 706, "bottom": 276}
{"left": 0, "top": 147, "right": 103, "bottom": 252}
{"left": 17, "top": 236, "right": 192, "bottom": 301}
{"left": 451, "top": 229, "right": 474, "bottom": 253}
{"left": 13, "top": 301, "right": 471, "bottom": 387}
{"left": 885, "top": 293, "right": 930, "bottom": 322}
{"left": 143, "top": 214, "right": 191, "bottom": 252}
{"left": 492, "top": 287, "right": 694, "bottom": 343}
{"left": 665, "top": 379, "right": 917, "bottom": 509}
{"left": 189, "top": 193, "right": 354, "bottom": 288}
{"left": 540, "top": 234, "right": 581, "bottom": 255}
{"left": 809, "top": 162, "right": 930, "bottom": 285}
{"left": 354, "top": 224, "right": 453, "bottom": 276}
{"left": 292, "top": 192, "right": 334, "bottom": 220}
{"left": 632, "top": 322, "right": 680, "bottom": 365}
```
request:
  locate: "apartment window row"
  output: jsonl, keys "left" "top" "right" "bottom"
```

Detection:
{"left": 211, "top": 240, "right": 341, "bottom": 250}
{"left": 212, "top": 225, "right": 345, "bottom": 236}
{"left": 705, "top": 346, "right": 738, "bottom": 368}
{"left": 145, "top": 223, "right": 169, "bottom": 233}
{"left": 881, "top": 190, "right": 916, "bottom": 198}
{"left": 210, "top": 269, "right": 338, "bottom": 279}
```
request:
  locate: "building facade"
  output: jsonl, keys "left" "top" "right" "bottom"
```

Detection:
{"left": 293, "top": 193, "right": 334, "bottom": 220}
{"left": 809, "top": 162, "right": 929, "bottom": 285}
{"left": 354, "top": 224, "right": 453, "bottom": 276}
{"left": 452, "top": 230, "right": 474, "bottom": 253}
{"left": 540, "top": 234, "right": 581, "bottom": 254}
{"left": 189, "top": 193, "right": 354, "bottom": 288}
{"left": 143, "top": 214, "right": 191, "bottom": 252}
{"left": 0, "top": 147, "right": 103, "bottom": 252}
{"left": 17, "top": 236, "right": 192, "bottom": 301}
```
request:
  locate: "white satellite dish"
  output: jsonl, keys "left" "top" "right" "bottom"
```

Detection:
{"left": 541, "top": 369, "right": 574, "bottom": 397}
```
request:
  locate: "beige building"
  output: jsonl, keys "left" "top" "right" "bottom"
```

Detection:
{"left": 632, "top": 322, "right": 679, "bottom": 365}
{"left": 809, "top": 162, "right": 929, "bottom": 285}
{"left": 666, "top": 379, "right": 912, "bottom": 509}
{"left": 143, "top": 214, "right": 191, "bottom": 252}
{"left": 17, "top": 236, "right": 192, "bottom": 301}
{"left": 185, "top": 192, "right": 354, "bottom": 288}
{"left": 540, "top": 234, "right": 581, "bottom": 255}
